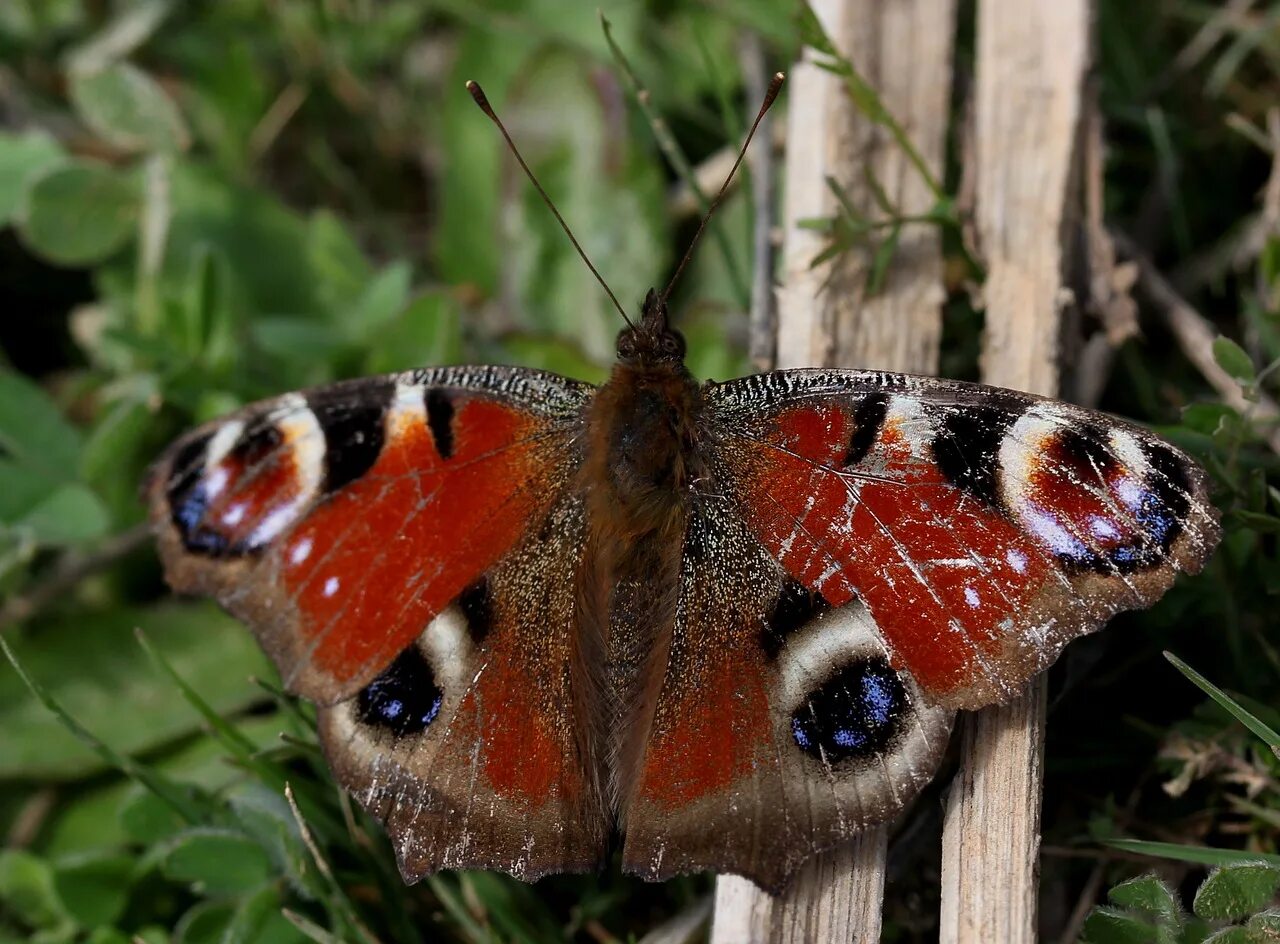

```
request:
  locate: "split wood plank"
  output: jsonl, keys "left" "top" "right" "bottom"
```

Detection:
{"left": 711, "top": 0, "right": 955, "bottom": 939}
{"left": 938, "top": 1, "right": 1092, "bottom": 941}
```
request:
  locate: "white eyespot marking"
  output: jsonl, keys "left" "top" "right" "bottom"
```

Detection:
{"left": 241, "top": 395, "right": 323, "bottom": 549}
{"left": 1022, "top": 505, "right": 1089, "bottom": 558}
{"left": 289, "top": 536, "right": 313, "bottom": 566}
{"left": 389, "top": 381, "right": 428, "bottom": 436}
{"left": 1006, "top": 548, "right": 1029, "bottom": 573}
{"left": 206, "top": 419, "right": 246, "bottom": 467}
{"left": 1088, "top": 515, "right": 1121, "bottom": 540}
{"left": 1108, "top": 429, "right": 1150, "bottom": 474}
{"left": 203, "top": 465, "right": 231, "bottom": 500}
{"left": 1115, "top": 475, "right": 1145, "bottom": 511}
{"left": 963, "top": 586, "right": 981, "bottom": 608}
{"left": 221, "top": 503, "right": 247, "bottom": 527}
{"left": 323, "top": 576, "right": 340, "bottom": 597}
{"left": 883, "top": 394, "right": 937, "bottom": 460}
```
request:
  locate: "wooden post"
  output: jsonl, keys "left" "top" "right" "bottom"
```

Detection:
{"left": 938, "top": 1, "right": 1091, "bottom": 941}
{"left": 711, "top": 0, "right": 955, "bottom": 939}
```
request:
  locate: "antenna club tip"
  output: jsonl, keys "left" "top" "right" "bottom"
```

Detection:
{"left": 466, "top": 80, "right": 490, "bottom": 109}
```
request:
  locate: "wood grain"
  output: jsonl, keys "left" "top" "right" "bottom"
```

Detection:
{"left": 938, "top": 1, "right": 1091, "bottom": 941}
{"left": 711, "top": 0, "right": 954, "bottom": 939}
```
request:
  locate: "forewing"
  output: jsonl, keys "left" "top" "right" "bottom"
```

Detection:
{"left": 706, "top": 369, "right": 1221, "bottom": 709}
{"left": 146, "top": 366, "right": 593, "bottom": 703}
{"left": 620, "top": 497, "right": 953, "bottom": 891}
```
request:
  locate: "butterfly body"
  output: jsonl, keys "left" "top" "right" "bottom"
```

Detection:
{"left": 147, "top": 289, "right": 1220, "bottom": 890}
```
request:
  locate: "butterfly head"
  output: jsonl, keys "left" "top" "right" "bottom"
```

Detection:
{"left": 616, "top": 288, "right": 687, "bottom": 365}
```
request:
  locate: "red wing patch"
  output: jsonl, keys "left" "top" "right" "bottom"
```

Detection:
{"left": 149, "top": 368, "right": 590, "bottom": 703}
{"left": 281, "top": 396, "right": 554, "bottom": 690}
{"left": 734, "top": 400, "right": 1053, "bottom": 695}
{"left": 711, "top": 373, "right": 1220, "bottom": 708}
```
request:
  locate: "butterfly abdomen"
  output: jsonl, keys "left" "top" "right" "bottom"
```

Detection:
{"left": 578, "top": 359, "right": 711, "bottom": 811}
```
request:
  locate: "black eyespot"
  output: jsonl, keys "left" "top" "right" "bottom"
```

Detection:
{"left": 355, "top": 645, "right": 443, "bottom": 738}
{"left": 761, "top": 580, "right": 829, "bottom": 659}
{"left": 791, "top": 657, "right": 908, "bottom": 763}
{"left": 309, "top": 382, "right": 392, "bottom": 492}
{"left": 931, "top": 401, "right": 1022, "bottom": 507}
{"left": 167, "top": 433, "right": 225, "bottom": 555}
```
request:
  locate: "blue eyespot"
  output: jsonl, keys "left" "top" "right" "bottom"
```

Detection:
{"left": 790, "top": 657, "right": 908, "bottom": 763}
{"left": 356, "top": 646, "right": 443, "bottom": 737}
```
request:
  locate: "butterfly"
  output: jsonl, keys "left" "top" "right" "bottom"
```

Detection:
{"left": 144, "top": 80, "right": 1221, "bottom": 892}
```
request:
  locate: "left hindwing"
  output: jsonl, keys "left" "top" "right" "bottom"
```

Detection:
{"left": 705, "top": 368, "right": 1221, "bottom": 710}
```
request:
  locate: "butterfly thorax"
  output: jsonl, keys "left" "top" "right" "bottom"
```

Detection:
{"left": 586, "top": 289, "right": 703, "bottom": 541}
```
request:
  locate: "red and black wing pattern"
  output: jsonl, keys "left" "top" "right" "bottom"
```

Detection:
{"left": 705, "top": 369, "right": 1221, "bottom": 710}
{"left": 315, "top": 492, "right": 607, "bottom": 880}
{"left": 147, "top": 366, "right": 607, "bottom": 877}
{"left": 621, "top": 368, "right": 1217, "bottom": 889}
{"left": 620, "top": 495, "right": 953, "bottom": 890}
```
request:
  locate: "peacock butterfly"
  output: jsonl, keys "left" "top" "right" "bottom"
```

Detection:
{"left": 145, "top": 76, "right": 1220, "bottom": 891}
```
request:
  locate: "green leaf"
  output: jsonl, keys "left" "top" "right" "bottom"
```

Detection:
{"left": 1202, "top": 929, "right": 1256, "bottom": 944}
{"left": 867, "top": 221, "right": 903, "bottom": 295}
{"left": 1246, "top": 911, "right": 1280, "bottom": 938}
{"left": 0, "top": 131, "right": 67, "bottom": 226}
{"left": 79, "top": 393, "right": 156, "bottom": 492}
{"left": 1181, "top": 403, "right": 1240, "bottom": 437}
{"left": 0, "top": 371, "right": 82, "bottom": 477}
{"left": 1194, "top": 863, "right": 1280, "bottom": 922}
{"left": 224, "top": 884, "right": 309, "bottom": 944}
{"left": 1080, "top": 906, "right": 1158, "bottom": 944}
{"left": 18, "top": 484, "right": 111, "bottom": 546}
{"left": 0, "top": 849, "right": 67, "bottom": 930}
{"left": 118, "top": 786, "right": 186, "bottom": 845}
{"left": 346, "top": 261, "right": 411, "bottom": 339}
{"left": 0, "top": 602, "right": 270, "bottom": 779}
{"left": 1110, "top": 874, "right": 1182, "bottom": 921}
{"left": 50, "top": 852, "right": 133, "bottom": 928}
{"left": 69, "top": 62, "right": 190, "bottom": 153}
{"left": 225, "top": 785, "right": 316, "bottom": 898}
{"left": 174, "top": 900, "right": 234, "bottom": 944}
{"left": 250, "top": 317, "right": 351, "bottom": 365}
{"left": 306, "top": 209, "right": 374, "bottom": 315}
{"left": 1213, "top": 337, "right": 1256, "bottom": 384}
{"left": 160, "top": 828, "right": 274, "bottom": 895}
{"left": 1165, "top": 652, "right": 1280, "bottom": 755}
{"left": 17, "top": 163, "right": 139, "bottom": 266}
{"left": 1107, "top": 839, "right": 1280, "bottom": 870}
{"left": 363, "top": 292, "right": 463, "bottom": 373}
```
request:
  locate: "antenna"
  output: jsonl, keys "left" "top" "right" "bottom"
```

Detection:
{"left": 466, "top": 80, "right": 634, "bottom": 329}
{"left": 661, "top": 71, "right": 785, "bottom": 306}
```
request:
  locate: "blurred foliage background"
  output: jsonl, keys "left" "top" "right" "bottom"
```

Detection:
{"left": 0, "top": 1, "right": 1277, "bottom": 942}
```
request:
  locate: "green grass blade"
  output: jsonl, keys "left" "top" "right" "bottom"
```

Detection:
{"left": 1165, "top": 651, "right": 1280, "bottom": 757}
{"left": 0, "top": 633, "right": 202, "bottom": 822}
{"left": 1106, "top": 839, "right": 1280, "bottom": 869}
{"left": 135, "top": 626, "right": 259, "bottom": 756}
